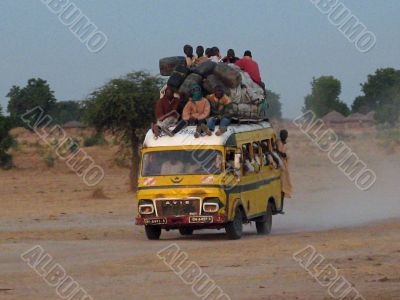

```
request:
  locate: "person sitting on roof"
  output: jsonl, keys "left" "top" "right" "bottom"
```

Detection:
{"left": 152, "top": 86, "right": 180, "bottom": 138}
{"left": 171, "top": 84, "right": 211, "bottom": 138}
{"left": 183, "top": 44, "right": 196, "bottom": 67}
{"left": 206, "top": 86, "right": 233, "bottom": 136}
{"left": 205, "top": 48, "right": 212, "bottom": 58}
{"left": 209, "top": 46, "right": 222, "bottom": 63}
{"left": 235, "top": 50, "right": 262, "bottom": 86}
{"left": 194, "top": 46, "right": 208, "bottom": 65}
{"left": 222, "top": 49, "right": 239, "bottom": 64}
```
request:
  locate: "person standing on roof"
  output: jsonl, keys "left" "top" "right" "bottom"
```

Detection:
{"left": 235, "top": 50, "right": 262, "bottom": 86}
{"left": 206, "top": 86, "right": 233, "bottom": 136}
{"left": 222, "top": 49, "right": 239, "bottom": 64}
{"left": 171, "top": 84, "right": 211, "bottom": 138}
{"left": 183, "top": 44, "right": 196, "bottom": 67}
{"left": 194, "top": 46, "right": 208, "bottom": 65}
{"left": 152, "top": 86, "right": 180, "bottom": 138}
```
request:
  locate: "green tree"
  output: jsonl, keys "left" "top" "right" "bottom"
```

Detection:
{"left": 0, "top": 106, "right": 14, "bottom": 169}
{"left": 265, "top": 90, "right": 282, "bottom": 120}
{"left": 84, "top": 71, "right": 164, "bottom": 190}
{"left": 303, "top": 76, "right": 350, "bottom": 117}
{"left": 352, "top": 68, "right": 400, "bottom": 125}
{"left": 50, "top": 100, "right": 85, "bottom": 124}
{"left": 7, "top": 78, "right": 56, "bottom": 127}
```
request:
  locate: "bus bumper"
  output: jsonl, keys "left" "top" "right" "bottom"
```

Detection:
{"left": 136, "top": 214, "right": 227, "bottom": 226}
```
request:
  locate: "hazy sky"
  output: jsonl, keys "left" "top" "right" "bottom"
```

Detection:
{"left": 1, "top": 0, "right": 399, "bottom": 118}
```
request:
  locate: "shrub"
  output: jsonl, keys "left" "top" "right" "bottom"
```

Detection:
{"left": 44, "top": 152, "right": 55, "bottom": 168}
{"left": 84, "top": 133, "right": 107, "bottom": 147}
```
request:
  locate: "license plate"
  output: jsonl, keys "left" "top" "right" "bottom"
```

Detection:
{"left": 144, "top": 218, "right": 167, "bottom": 225}
{"left": 189, "top": 216, "right": 213, "bottom": 223}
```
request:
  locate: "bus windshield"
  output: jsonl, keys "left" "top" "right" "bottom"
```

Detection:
{"left": 142, "top": 150, "right": 223, "bottom": 176}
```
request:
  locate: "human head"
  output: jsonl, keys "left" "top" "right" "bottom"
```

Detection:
{"left": 183, "top": 44, "right": 193, "bottom": 57}
{"left": 165, "top": 86, "right": 174, "bottom": 99}
{"left": 166, "top": 152, "right": 178, "bottom": 164}
{"left": 196, "top": 46, "right": 204, "bottom": 57}
{"left": 212, "top": 46, "right": 220, "bottom": 57}
{"left": 227, "top": 49, "right": 235, "bottom": 58}
{"left": 280, "top": 129, "right": 288, "bottom": 143}
{"left": 205, "top": 48, "right": 212, "bottom": 57}
{"left": 244, "top": 50, "right": 252, "bottom": 58}
{"left": 214, "top": 85, "right": 224, "bottom": 99}
{"left": 215, "top": 154, "right": 222, "bottom": 169}
{"left": 191, "top": 84, "right": 203, "bottom": 101}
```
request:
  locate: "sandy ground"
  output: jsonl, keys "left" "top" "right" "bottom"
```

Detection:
{"left": 0, "top": 130, "right": 400, "bottom": 300}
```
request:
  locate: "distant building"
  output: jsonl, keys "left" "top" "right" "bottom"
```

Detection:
{"left": 343, "top": 112, "right": 376, "bottom": 129}
{"left": 321, "top": 110, "right": 376, "bottom": 131}
{"left": 322, "top": 111, "right": 346, "bottom": 129}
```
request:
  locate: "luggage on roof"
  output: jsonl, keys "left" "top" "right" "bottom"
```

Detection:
{"left": 178, "top": 73, "right": 203, "bottom": 96}
{"left": 190, "top": 60, "right": 217, "bottom": 77}
{"left": 159, "top": 55, "right": 267, "bottom": 121}
{"left": 167, "top": 65, "right": 190, "bottom": 89}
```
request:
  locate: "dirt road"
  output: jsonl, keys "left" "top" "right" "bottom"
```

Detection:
{"left": 1, "top": 132, "right": 399, "bottom": 299}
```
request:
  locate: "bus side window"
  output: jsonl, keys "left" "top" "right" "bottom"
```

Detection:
{"left": 225, "top": 150, "right": 236, "bottom": 174}
{"left": 252, "top": 142, "right": 262, "bottom": 167}
{"left": 242, "top": 143, "right": 254, "bottom": 175}
{"left": 269, "top": 139, "right": 280, "bottom": 168}
{"left": 261, "top": 140, "right": 269, "bottom": 166}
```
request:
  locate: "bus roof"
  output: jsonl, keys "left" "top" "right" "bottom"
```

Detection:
{"left": 143, "top": 122, "right": 272, "bottom": 148}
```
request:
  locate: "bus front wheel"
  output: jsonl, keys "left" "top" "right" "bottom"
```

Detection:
{"left": 145, "top": 225, "right": 161, "bottom": 240}
{"left": 225, "top": 207, "right": 243, "bottom": 240}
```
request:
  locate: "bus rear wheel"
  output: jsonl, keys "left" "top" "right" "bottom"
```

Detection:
{"left": 256, "top": 203, "right": 272, "bottom": 235}
{"left": 145, "top": 225, "right": 161, "bottom": 240}
{"left": 225, "top": 207, "right": 243, "bottom": 240}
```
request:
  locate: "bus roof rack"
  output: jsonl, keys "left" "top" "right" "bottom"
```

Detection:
{"left": 143, "top": 121, "right": 273, "bottom": 148}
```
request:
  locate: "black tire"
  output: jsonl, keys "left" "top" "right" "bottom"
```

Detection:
{"left": 145, "top": 226, "right": 161, "bottom": 240}
{"left": 225, "top": 207, "right": 243, "bottom": 240}
{"left": 256, "top": 203, "right": 272, "bottom": 235}
{"left": 179, "top": 228, "right": 194, "bottom": 236}
{"left": 159, "top": 56, "right": 186, "bottom": 76}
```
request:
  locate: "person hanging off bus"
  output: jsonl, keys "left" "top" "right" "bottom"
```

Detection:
{"left": 206, "top": 86, "right": 233, "bottom": 136}
{"left": 152, "top": 86, "right": 180, "bottom": 138}
{"left": 277, "top": 129, "right": 293, "bottom": 199}
{"left": 171, "top": 84, "right": 211, "bottom": 138}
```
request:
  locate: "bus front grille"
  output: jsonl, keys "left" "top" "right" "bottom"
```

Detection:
{"left": 155, "top": 199, "right": 200, "bottom": 217}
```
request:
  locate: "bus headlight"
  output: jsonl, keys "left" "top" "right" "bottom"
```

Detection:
{"left": 203, "top": 198, "right": 220, "bottom": 213}
{"left": 138, "top": 200, "right": 154, "bottom": 215}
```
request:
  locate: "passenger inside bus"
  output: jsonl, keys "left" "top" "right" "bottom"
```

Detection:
{"left": 242, "top": 144, "right": 255, "bottom": 174}
{"left": 160, "top": 153, "right": 184, "bottom": 175}
{"left": 261, "top": 140, "right": 278, "bottom": 168}
{"left": 226, "top": 151, "right": 235, "bottom": 173}
{"left": 252, "top": 142, "right": 262, "bottom": 166}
